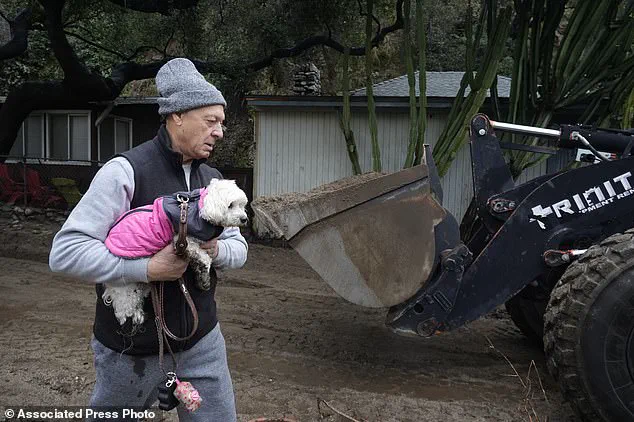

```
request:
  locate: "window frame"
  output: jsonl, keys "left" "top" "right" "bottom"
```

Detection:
{"left": 44, "top": 110, "right": 92, "bottom": 165}
{"left": 6, "top": 113, "right": 45, "bottom": 162}
{"left": 97, "top": 115, "right": 134, "bottom": 163}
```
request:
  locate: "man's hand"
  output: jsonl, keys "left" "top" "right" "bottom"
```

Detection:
{"left": 147, "top": 243, "right": 189, "bottom": 282}
{"left": 200, "top": 239, "right": 219, "bottom": 259}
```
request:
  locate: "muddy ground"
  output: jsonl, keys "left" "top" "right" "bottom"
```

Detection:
{"left": 0, "top": 211, "right": 577, "bottom": 422}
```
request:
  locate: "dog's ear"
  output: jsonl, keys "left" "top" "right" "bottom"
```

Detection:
{"left": 200, "top": 180, "right": 231, "bottom": 225}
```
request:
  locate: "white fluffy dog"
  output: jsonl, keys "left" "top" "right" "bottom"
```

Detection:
{"left": 102, "top": 178, "right": 249, "bottom": 326}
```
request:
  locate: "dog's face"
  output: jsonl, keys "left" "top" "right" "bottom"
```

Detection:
{"left": 200, "top": 179, "right": 249, "bottom": 227}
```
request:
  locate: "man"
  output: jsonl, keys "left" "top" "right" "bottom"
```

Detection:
{"left": 49, "top": 58, "right": 246, "bottom": 421}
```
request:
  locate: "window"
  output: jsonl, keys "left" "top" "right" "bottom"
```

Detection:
{"left": 98, "top": 116, "right": 133, "bottom": 161}
{"left": 9, "top": 113, "right": 45, "bottom": 158}
{"left": 9, "top": 111, "right": 91, "bottom": 162}
{"left": 46, "top": 112, "right": 91, "bottom": 161}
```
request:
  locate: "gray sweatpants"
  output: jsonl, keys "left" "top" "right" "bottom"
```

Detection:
{"left": 88, "top": 324, "right": 237, "bottom": 422}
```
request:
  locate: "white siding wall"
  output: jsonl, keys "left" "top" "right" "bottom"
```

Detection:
{"left": 254, "top": 109, "right": 561, "bottom": 221}
{"left": 255, "top": 110, "right": 424, "bottom": 196}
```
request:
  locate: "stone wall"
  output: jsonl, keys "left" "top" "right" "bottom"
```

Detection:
{"left": 3, "top": 205, "right": 69, "bottom": 230}
{"left": 292, "top": 63, "right": 321, "bottom": 96}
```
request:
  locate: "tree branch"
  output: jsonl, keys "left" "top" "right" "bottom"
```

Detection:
{"left": 246, "top": 0, "right": 404, "bottom": 72}
{"left": 0, "top": 8, "right": 32, "bottom": 60}
{"left": 246, "top": 34, "right": 341, "bottom": 71}
{"left": 39, "top": 0, "right": 115, "bottom": 99}
{"left": 64, "top": 30, "right": 128, "bottom": 60}
{"left": 68, "top": 23, "right": 153, "bottom": 62}
{"left": 48, "top": 0, "right": 404, "bottom": 93}
{"left": 109, "top": 60, "right": 168, "bottom": 90}
{"left": 39, "top": 1, "right": 91, "bottom": 80}
{"left": 125, "top": 45, "right": 165, "bottom": 61}
{"left": 109, "top": 57, "right": 233, "bottom": 91}
{"left": 1, "top": 0, "right": 406, "bottom": 157}
{"left": 105, "top": 0, "right": 199, "bottom": 15}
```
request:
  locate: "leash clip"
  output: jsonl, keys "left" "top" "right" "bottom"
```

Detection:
{"left": 175, "top": 194, "right": 190, "bottom": 256}
{"left": 165, "top": 372, "right": 177, "bottom": 388}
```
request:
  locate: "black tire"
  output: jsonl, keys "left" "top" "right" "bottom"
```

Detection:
{"left": 505, "top": 269, "right": 563, "bottom": 345}
{"left": 544, "top": 230, "right": 634, "bottom": 421}
{"left": 505, "top": 290, "right": 547, "bottom": 345}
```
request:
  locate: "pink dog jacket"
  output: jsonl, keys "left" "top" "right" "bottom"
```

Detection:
{"left": 105, "top": 188, "right": 222, "bottom": 258}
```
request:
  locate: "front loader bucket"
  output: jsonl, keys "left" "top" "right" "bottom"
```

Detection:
{"left": 252, "top": 165, "right": 450, "bottom": 308}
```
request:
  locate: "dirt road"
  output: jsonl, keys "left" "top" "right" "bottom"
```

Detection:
{"left": 0, "top": 213, "right": 576, "bottom": 421}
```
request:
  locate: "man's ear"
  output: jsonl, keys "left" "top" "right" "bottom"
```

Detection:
{"left": 171, "top": 112, "right": 184, "bottom": 126}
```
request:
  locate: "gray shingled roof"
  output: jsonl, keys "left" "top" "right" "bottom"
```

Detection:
{"left": 352, "top": 71, "right": 511, "bottom": 98}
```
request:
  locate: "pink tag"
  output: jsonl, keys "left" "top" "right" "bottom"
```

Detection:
{"left": 173, "top": 378, "right": 202, "bottom": 412}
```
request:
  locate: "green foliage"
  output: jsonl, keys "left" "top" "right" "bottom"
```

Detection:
{"left": 432, "top": 1, "right": 513, "bottom": 176}
{"left": 0, "top": 28, "right": 61, "bottom": 90}
{"left": 504, "top": 0, "right": 634, "bottom": 177}
{"left": 423, "top": 0, "right": 471, "bottom": 71}
{"left": 0, "top": 0, "right": 509, "bottom": 169}
{"left": 1, "top": 0, "right": 481, "bottom": 97}
{"left": 0, "top": 2, "right": 60, "bottom": 93}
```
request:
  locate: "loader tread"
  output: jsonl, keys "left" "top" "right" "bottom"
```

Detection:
{"left": 544, "top": 231, "right": 634, "bottom": 422}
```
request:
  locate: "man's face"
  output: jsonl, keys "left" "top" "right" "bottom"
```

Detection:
{"left": 171, "top": 104, "right": 225, "bottom": 162}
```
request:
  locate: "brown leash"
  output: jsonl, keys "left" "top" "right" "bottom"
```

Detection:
{"left": 174, "top": 194, "right": 189, "bottom": 256}
{"left": 151, "top": 193, "right": 199, "bottom": 375}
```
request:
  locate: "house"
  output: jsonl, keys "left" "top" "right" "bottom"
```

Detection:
{"left": 0, "top": 96, "right": 253, "bottom": 206}
{"left": 246, "top": 71, "right": 573, "bottom": 221}
{"left": 0, "top": 96, "right": 163, "bottom": 192}
{"left": 3, "top": 96, "right": 161, "bottom": 163}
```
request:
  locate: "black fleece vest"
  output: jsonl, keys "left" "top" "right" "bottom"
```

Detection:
{"left": 93, "top": 125, "right": 222, "bottom": 355}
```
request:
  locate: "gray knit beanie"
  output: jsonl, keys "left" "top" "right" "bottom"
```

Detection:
{"left": 156, "top": 58, "right": 226, "bottom": 115}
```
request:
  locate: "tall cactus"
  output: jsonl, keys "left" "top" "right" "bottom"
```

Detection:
{"left": 365, "top": 0, "right": 382, "bottom": 172}
{"left": 506, "top": 0, "right": 634, "bottom": 177}
{"left": 414, "top": 0, "right": 427, "bottom": 166}
{"left": 432, "top": 2, "right": 512, "bottom": 176}
{"left": 338, "top": 47, "right": 362, "bottom": 175}
{"left": 402, "top": 0, "right": 428, "bottom": 168}
{"left": 403, "top": 0, "right": 418, "bottom": 168}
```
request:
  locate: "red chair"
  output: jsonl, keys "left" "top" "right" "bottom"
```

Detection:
{"left": 23, "top": 168, "right": 65, "bottom": 209}
{"left": 0, "top": 163, "right": 26, "bottom": 205}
